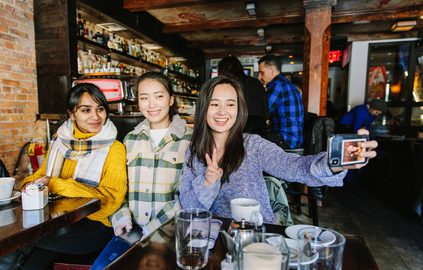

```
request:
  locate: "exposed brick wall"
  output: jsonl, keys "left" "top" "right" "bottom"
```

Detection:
{"left": 0, "top": 0, "right": 45, "bottom": 182}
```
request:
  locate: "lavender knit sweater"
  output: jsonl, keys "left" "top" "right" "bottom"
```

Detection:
{"left": 179, "top": 134, "right": 347, "bottom": 223}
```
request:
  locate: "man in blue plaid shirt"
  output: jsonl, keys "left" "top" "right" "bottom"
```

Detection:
{"left": 258, "top": 55, "right": 304, "bottom": 149}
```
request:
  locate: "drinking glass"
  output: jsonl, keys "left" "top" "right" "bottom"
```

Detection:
{"left": 236, "top": 232, "right": 290, "bottom": 270}
{"left": 297, "top": 227, "right": 346, "bottom": 270}
{"left": 175, "top": 208, "right": 212, "bottom": 270}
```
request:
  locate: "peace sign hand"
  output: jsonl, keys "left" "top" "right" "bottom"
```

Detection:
{"left": 204, "top": 148, "right": 223, "bottom": 186}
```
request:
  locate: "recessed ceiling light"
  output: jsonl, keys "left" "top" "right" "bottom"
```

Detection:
{"left": 353, "top": 20, "right": 371, "bottom": 24}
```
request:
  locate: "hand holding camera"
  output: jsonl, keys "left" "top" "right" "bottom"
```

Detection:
{"left": 328, "top": 129, "right": 378, "bottom": 172}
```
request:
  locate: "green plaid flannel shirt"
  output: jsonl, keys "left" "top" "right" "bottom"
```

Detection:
{"left": 111, "top": 115, "right": 192, "bottom": 235}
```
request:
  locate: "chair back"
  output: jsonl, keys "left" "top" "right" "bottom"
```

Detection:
{"left": 304, "top": 117, "right": 335, "bottom": 155}
{"left": 264, "top": 176, "right": 293, "bottom": 226}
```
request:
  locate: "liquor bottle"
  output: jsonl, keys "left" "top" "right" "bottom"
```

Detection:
{"left": 77, "top": 13, "right": 84, "bottom": 37}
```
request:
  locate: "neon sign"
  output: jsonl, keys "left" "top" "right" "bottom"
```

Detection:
{"left": 329, "top": 50, "right": 342, "bottom": 63}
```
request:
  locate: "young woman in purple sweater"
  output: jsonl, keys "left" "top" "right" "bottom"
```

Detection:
{"left": 179, "top": 76, "right": 378, "bottom": 223}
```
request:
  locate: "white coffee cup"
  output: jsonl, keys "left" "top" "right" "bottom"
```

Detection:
{"left": 0, "top": 177, "right": 15, "bottom": 200}
{"left": 230, "top": 198, "right": 261, "bottom": 222}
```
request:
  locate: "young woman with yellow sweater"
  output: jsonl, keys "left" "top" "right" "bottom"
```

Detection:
{"left": 17, "top": 83, "right": 127, "bottom": 270}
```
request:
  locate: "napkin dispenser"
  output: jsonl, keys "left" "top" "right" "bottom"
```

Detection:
{"left": 22, "top": 184, "right": 48, "bottom": 210}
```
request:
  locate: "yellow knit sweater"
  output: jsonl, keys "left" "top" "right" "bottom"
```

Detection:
{"left": 21, "top": 126, "right": 127, "bottom": 227}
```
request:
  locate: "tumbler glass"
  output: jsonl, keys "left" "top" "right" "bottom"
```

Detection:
{"left": 175, "top": 208, "right": 212, "bottom": 270}
{"left": 297, "top": 227, "right": 346, "bottom": 270}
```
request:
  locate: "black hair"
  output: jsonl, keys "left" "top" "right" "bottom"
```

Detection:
{"left": 67, "top": 83, "right": 110, "bottom": 118}
{"left": 258, "top": 54, "right": 281, "bottom": 71}
{"left": 218, "top": 55, "right": 246, "bottom": 80}
{"left": 135, "top": 71, "right": 177, "bottom": 119}
{"left": 188, "top": 75, "right": 248, "bottom": 182}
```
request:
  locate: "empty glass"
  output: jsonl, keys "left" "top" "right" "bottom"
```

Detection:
{"left": 175, "top": 208, "right": 212, "bottom": 270}
{"left": 297, "top": 227, "right": 346, "bottom": 270}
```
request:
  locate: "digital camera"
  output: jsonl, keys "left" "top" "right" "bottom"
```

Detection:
{"left": 327, "top": 134, "right": 369, "bottom": 167}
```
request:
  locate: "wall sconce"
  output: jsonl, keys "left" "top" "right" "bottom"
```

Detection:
{"left": 246, "top": 1, "right": 256, "bottom": 16}
{"left": 257, "top": 28, "right": 265, "bottom": 38}
{"left": 391, "top": 20, "right": 416, "bottom": 32}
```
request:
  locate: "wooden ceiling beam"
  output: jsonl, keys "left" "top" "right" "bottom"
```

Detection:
{"left": 163, "top": 13, "right": 304, "bottom": 33}
{"left": 332, "top": 6, "right": 423, "bottom": 23}
{"left": 162, "top": 5, "right": 422, "bottom": 33}
{"left": 189, "top": 35, "right": 303, "bottom": 48}
{"left": 124, "top": 0, "right": 208, "bottom": 12}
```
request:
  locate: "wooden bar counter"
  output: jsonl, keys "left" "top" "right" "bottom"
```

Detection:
{"left": 0, "top": 197, "right": 101, "bottom": 256}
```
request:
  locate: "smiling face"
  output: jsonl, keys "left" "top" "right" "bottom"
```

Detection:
{"left": 138, "top": 79, "right": 174, "bottom": 129}
{"left": 69, "top": 92, "right": 107, "bottom": 134}
{"left": 206, "top": 83, "right": 238, "bottom": 138}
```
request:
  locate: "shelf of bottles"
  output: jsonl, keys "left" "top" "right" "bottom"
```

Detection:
{"left": 76, "top": 12, "right": 200, "bottom": 96}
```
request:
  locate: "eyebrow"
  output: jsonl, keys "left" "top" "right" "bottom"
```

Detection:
{"left": 210, "top": 98, "right": 237, "bottom": 102}
{"left": 139, "top": 90, "right": 166, "bottom": 95}
{"left": 77, "top": 104, "right": 103, "bottom": 109}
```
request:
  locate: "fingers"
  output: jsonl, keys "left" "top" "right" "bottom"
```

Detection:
{"left": 357, "top": 128, "right": 369, "bottom": 135}
{"left": 205, "top": 153, "right": 212, "bottom": 167}
{"left": 360, "top": 140, "right": 378, "bottom": 150}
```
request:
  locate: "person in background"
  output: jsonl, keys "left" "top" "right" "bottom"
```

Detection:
{"left": 92, "top": 72, "right": 192, "bottom": 269}
{"left": 218, "top": 55, "right": 269, "bottom": 138}
{"left": 179, "top": 76, "right": 378, "bottom": 223}
{"left": 258, "top": 54, "right": 304, "bottom": 149}
{"left": 17, "top": 83, "right": 127, "bottom": 270}
{"left": 339, "top": 99, "right": 387, "bottom": 133}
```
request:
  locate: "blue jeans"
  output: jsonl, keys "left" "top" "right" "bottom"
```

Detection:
{"left": 90, "top": 236, "right": 132, "bottom": 270}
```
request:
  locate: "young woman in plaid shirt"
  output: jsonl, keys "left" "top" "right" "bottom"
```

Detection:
{"left": 180, "top": 76, "right": 378, "bottom": 223}
{"left": 92, "top": 72, "right": 192, "bottom": 269}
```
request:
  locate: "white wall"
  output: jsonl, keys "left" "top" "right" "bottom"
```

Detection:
{"left": 347, "top": 38, "right": 418, "bottom": 110}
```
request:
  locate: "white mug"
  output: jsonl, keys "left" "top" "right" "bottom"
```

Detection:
{"left": 230, "top": 198, "right": 261, "bottom": 223}
{"left": 0, "top": 177, "right": 15, "bottom": 200}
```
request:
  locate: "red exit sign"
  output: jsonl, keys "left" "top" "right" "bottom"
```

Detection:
{"left": 329, "top": 50, "right": 342, "bottom": 63}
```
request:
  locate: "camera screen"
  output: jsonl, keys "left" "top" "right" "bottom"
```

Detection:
{"left": 341, "top": 138, "right": 366, "bottom": 165}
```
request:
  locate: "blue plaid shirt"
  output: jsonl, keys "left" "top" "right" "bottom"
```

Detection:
{"left": 267, "top": 74, "right": 304, "bottom": 149}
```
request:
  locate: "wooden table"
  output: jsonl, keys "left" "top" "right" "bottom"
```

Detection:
{"left": 0, "top": 197, "right": 101, "bottom": 256}
{"left": 108, "top": 218, "right": 379, "bottom": 270}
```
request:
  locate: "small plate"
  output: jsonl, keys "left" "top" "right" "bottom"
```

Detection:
{"left": 285, "top": 225, "right": 336, "bottom": 245}
{"left": 0, "top": 191, "right": 21, "bottom": 206}
{"left": 285, "top": 238, "right": 318, "bottom": 268}
{"left": 285, "top": 224, "right": 313, "bottom": 239}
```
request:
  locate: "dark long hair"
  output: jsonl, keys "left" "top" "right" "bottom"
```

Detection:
{"left": 188, "top": 76, "right": 248, "bottom": 181}
{"left": 135, "top": 71, "right": 177, "bottom": 119}
{"left": 218, "top": 55, "right": 246, "bottom": 80}
{"left": 67, "top": 83, "right": 110, "bottom": 119}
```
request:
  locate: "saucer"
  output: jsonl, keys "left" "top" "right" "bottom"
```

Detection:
{"left": 285, "top": 224, "right": 313, "bottom": 239}
{"left": 285, "top": 225, "right": 336, "bottom": 245}
{"left": 0, "top": 191, "right": 21, "bottom": 206}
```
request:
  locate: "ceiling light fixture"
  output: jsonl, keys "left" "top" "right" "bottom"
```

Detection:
{"left": 265, "top": 45, "right": 272, "bottom": 53}
{"left": 246, "top": 1, "right": 256, "bottom": 16}
{"left": 257, "top": 28, "right": 265, "bottom": 38}
{"left": 391, "top": 20, "right": 417, "bottom": 32}
{"left": 352, "top": 20, "right": 371, "bottom": 25}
